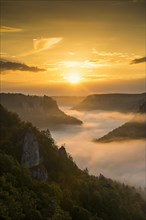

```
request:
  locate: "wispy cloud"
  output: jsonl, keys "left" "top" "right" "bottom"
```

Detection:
{"left": 130, "top": 56, "right": 146, "bottom": 64}
{"left": 0, "top": 52, "right": 8, "bottom": 57}
{"left": 33, "top": 37, "right": 63, "bottom": 50}
{"left": 132, "top": 0, "right": 145, "bottom": 2}
{"left": 92, "top": 49, "right": 124, "bottom": 57}
{"left": 21, "top": 37, "right": 63, "bottom": 57}
{"left": 0, "top": 26, "right": 22, "bottom": 33}
{"left": 68, "top": 52, "right": 76, "bottom": 56}
{"left": 58, "top": 60, "right": 106, "bottom": 69}
{"left": 0, "top": 59, "right": 45, "bottom": 73}
{"left": 91, "top": 49, "right": 143, "bottom": 65}
{"left": 113, "top": 0, "right": 144, "bottom": 5}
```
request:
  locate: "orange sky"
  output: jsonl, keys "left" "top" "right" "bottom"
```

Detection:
{"left": 0, "top": 0, "right": 145, "bottom": 95}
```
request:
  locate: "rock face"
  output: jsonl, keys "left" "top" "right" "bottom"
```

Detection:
{"left": 58, "top": 146, "right": 68, "bottom": 157}
{"left": 0, "top": 93, "right": 83, "bottom": 128}
{"left": 21, "top": 129, "right": 48, "bottom": 180}
{"left": 30, "top": 166, "right": 48, "bottom": 180}
{"left": 21, "top": 129, "right": 40, "bottom": 168}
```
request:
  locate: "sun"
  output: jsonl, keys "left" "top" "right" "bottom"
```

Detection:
{"left": 66, "top": 74, "right": 82, "bottom": 84}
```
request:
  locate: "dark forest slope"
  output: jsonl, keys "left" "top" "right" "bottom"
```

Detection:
{"left": 0, "top": 105, "right": 146, "bottom": 220}
{"left": 96, "top": 102, "right": 146, "bottom": 142}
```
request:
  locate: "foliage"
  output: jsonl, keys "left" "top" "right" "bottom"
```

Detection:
{"left": 0, "top": 105, "right": 146, "bottom": 220}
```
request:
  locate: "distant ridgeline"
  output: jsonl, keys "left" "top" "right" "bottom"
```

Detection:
{"left": 73, "top": 93, "right": 146, "bottom": 112}
{"left": 52, "top": 96, "right": 85, "bottom": 107}
{"left": 96, "top": 102, "right": 146, "bottom": 142}
{"left": 0, "top": 93, "right": 82, "bottom": 129}
{"left": 0, "top": 104, "right": 146, "bottom": 220}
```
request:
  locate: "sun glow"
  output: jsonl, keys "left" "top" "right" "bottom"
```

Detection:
{"left": 65, "top": 74, "right": 82, "bottom": 84}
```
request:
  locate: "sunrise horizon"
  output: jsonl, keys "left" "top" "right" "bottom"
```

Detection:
{"left": 0, "top": 1, "right": 146, "bottom": 219}
{"left": 1, "top": 0, "right": 145, "bottom": 96}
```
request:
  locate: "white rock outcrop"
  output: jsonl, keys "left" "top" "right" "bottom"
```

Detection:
{"left": 21, "top": 128, "right": 48, "bottom": 180}
{"left": 21, "top": 129, "right": 40, "bottom": 168}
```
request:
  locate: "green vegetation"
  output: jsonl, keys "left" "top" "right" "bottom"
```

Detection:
{"left": 96, "top": 102, "right": 146, "bottom": 142}
{"left": 96, "top": 121, "right": 146, "bottom": 142}
{"left": 0, "top": 105, "right": 146, "bottom": 220}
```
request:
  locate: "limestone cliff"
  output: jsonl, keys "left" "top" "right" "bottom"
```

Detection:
{"left": 58, "top": 146, "right": 68, "bottom": 157}
{"left": 30, "top": 165, "right": 48, "bottom": 180}
{"left": 0, "top": 93, "right": 83, "bottom": 128}
{"left": 21, "top": 129, "right": 48, "bottom": 180}
{"left": 21, "top": 129, "right": 40, "bottom": 168}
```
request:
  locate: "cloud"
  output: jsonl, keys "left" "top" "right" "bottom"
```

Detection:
{"left": 0, "top": 26, "right": 22, "bottom": 33}
{"left": 51, "top": 108, "right": 145, "bottom": 187}
{"left": 68, "top": 52, "right": 76, "bottom": 56}
{"left": 33, "top": 37, "right": 63, "bottom": 50}
{"left": 132, "top": 0, "right": 145, "bottom": 2}
{"left": 91, "top": 49, "right": 130, "bottom": 58}
{"left": 0, "top": 59, "right": 45, "bottom": 72}
{"left": 91, "top": 49, "right": 131, "bottom": 64}
{"left": 130, "top": 56, "right": 146, "bottom": 64}
{"left": 0, "top": 52, "right": 8, "bottom": 57}
{"left": 21, "top": 37, "right": 63, "bottom": 57}
{"left": 58, "top": 60, "right": 106, "bottom": 69}
{"left": 113, "top": 0, "right": 144, "bottom": 5}
{"left": 91, "top": 49, "right": 144, "bottom": 65}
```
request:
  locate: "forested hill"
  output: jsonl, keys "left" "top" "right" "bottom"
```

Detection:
{"left": 73, "top": 93, "right": 146, "bottom": 112}
{"left": 0, "top": 104, "right": 146, "bottom": 220}
{"left": 96, "top": 102, "right": 146, "bottom": 142}
{"left": 0, "top": 93, "right": 82, "bottom": 129}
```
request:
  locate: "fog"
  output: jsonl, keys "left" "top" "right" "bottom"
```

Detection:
{"left": 51, "top": 108, "right": 145, "bottom": 187}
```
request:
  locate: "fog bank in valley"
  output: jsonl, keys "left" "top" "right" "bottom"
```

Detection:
{"left": 51, "top": 108, "right": 145, "bottom": 187}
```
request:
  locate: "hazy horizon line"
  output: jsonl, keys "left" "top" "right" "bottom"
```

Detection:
{"left": 0, "top": 91, "right": 146, "bottom": 97}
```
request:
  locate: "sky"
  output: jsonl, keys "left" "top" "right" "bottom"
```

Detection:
{"left": 0, "top": 0, "right": 146, "bottom": 95}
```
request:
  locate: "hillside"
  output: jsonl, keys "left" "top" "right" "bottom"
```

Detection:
{"left": 52, "top": 96, "right": 85, "bottom": 107}
{"left": 0, "top": 93, "right": 82, "bottom": 129}
{"left": 96, "top": 102, "right": 146, "bottom": 142}
{"left": 73, "top": 93, "right": 146, "bottom": 112}
{"left": 0, "top": 104, "right": 146, "bottom": 220}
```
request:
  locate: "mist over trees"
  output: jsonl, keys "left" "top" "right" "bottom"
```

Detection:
{"left": 0, "top": 104, "right": 146, "bottom": 220}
